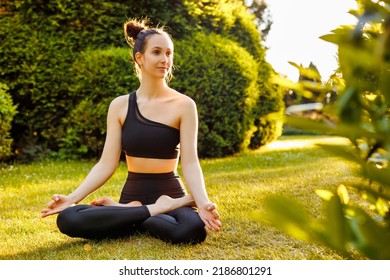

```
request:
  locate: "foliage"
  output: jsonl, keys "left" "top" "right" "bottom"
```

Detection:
{"left": 0, "top": 83, "right": 17, "bottom": 161}
{"left": 172, "top": 32, "right": 260, "bottom": 157}
{"left": 186, "top": 0, "right": 264, "bottom": 56}
{"left": 244, "top": 0, "right": 272, "bottom": 39}
{"left": 0, "top": 0, "right": 281, "bottom": 160}
{"left": 175, "top": 0, "right": 283, "bottom": 155}
{"left": 57, "top": 47, "right": 138, "bottom": 159}
{"left": 0, "top": 0, "right": 132, "bottom": 158}
{"left": 249, "top": 73, "right": 284, "bottom": 149}
{"left": 262, "top": 0, "right": 390, "bottom": 259}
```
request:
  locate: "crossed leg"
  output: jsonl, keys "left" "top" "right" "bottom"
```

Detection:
{"left": 90, "top": 194, "right": 195, "bottom": 216}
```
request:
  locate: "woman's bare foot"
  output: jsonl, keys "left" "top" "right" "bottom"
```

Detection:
{"left": 147, "top": 194, "right": 194, "bottom": 216}
{"left": 91, "top": 197, "right": 142, "bottom": 207}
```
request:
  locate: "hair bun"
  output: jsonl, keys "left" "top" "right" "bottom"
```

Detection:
{"left": 124, "top": 19, "right": 148, "bottom": 45}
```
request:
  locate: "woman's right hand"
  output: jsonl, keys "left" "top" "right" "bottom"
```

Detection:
{"left": 41, "top": 194, "right": 74, "bottom": 218}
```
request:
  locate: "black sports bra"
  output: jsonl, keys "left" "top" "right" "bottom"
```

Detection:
{"left": 122, "top": 92, "right": 180, "bottom": 159}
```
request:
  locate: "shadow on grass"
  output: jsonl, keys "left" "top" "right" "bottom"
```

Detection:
{"left": 1, "top": 235, "right": 144, "bottom": 260}
{"left": 0, "top": 240, "right": 86, "bottom": 260}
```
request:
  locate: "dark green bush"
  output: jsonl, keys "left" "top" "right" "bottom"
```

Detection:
{"left": 58, "top": 47, "right": 139, "bottom": 159}
{"left": 0, "top": 83, "right": 17, "bottom": 161}
{"left": 0, "top": 0, "right": 139, "bottom": 158}
{"left": 248, "top": 65, "right": 284, "bottom": 149}
{"left": 172, "top": 32, "right": 260, "bottom": 157}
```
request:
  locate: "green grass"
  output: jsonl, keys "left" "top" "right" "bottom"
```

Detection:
{"left": 0, "top": 136, "right": 366, "bottom": 260}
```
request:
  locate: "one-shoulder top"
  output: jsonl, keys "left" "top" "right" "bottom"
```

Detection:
{"left": 122, "top": 92, "right": 180, "bottom": 159}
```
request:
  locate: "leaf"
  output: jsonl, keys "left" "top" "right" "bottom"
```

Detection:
{"left": 320, "top": 25, "right": 355, "bottom": 44}
{"left": 337, "top": 185, "right": 350, "bottom": 205}
{"left": 375, "top": 198, "right": 389, "bottom": 217}
{"left": 364, "top": 164, "right": 390, "bottom": 189}
{"left": 323, "top": 195, "right": 349, "bottom": 251}
{"left": 345, "top": 205, "right": 390, "bottom": 259}
{"left": 259, "top": 196, "right": 314, "bottom": 241}
{"left": 315, "top": 189, "right": 334, "bottom": 201}
{"left": 288, "top": 61, "right": 322, "bottom": 80}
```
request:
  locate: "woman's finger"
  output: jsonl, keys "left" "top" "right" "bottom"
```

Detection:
{"left": 209, "top": 219, "right": 220, "bottom": 231}
{"left": 41, "top": 209, "right": 52, "bottom": 218}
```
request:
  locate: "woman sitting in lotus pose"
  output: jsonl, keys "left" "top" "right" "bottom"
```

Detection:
{"left": 41, "top": 18, "right": 221, "bottom": 244}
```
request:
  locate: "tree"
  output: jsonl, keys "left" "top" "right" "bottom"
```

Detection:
{"left": 243, "top": 0, "right": 272, "bottom": 39}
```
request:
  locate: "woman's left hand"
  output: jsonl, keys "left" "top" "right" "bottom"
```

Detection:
{"left": 198, "top": 202, "right": 222, "bottom": 231}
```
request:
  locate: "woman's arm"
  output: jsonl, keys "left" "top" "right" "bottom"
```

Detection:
{"left": 41, "top": 97, "right": 125, "bottom": 217}
{"left": 179, "top": 97, "right": 221, "bottom": 231}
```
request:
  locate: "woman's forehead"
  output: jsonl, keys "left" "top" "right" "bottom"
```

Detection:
{"left": 146, "top": 34, "right": 174, "bottom": 50}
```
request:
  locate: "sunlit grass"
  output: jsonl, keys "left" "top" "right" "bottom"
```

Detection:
{"left": 0, "top": 136, "right": 365, "bottom": 260}
{"left": 264, "top": 135, "right": 350, "bottom": 151}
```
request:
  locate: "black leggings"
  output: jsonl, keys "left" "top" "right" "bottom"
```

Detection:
{"left": 56, "top": 172, "right": 207, "bottom": 244}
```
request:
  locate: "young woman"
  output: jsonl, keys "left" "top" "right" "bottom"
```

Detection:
{"left": 41, "top": 18, "right": 221, "bottom": 244}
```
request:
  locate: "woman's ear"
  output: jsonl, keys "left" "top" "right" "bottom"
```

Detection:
{"left": 135, "top": 52, "right": 143, "bottom": 67}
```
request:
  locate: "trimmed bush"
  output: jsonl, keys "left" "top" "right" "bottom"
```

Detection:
{"left": 0, "top": 83, "right": 17, "bottom": 161}
{"left": 172, "top": 32, "right": 260, "bottom": 157}
{"left": 249, "top": 75, "right": 284, "bottom": 149}
{"left": 185, "top": 0, "right": 264, "bottom": 58}
{"left": 58, "top": 47, "right": 139, "bottom": 158}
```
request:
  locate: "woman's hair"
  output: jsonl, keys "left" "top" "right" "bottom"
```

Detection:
{"left": 124, "top": 18, "right": 174, "bottom": 82}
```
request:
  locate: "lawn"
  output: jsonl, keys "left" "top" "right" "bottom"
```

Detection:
{"left": 0, "top": 135, "right": 366, "bottom": 260}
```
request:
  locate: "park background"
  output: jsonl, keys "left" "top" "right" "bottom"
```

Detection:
{"left": 0, "top": 0, "right": 389, "bottom": 260}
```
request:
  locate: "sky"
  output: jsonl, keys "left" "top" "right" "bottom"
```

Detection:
{"left": 264, "top": 0, "right": 358, "bottom": 81}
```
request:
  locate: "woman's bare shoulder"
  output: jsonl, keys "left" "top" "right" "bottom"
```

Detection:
{"left": 171, "top": 89, "right": 196, "bottom": 108}
{"left": 107, "top": 94, "right": 131, "bottom": 124}
{"left": 110, "top": 94, "right": 129, "bottom": 107}
{"left": 108, "top": 94, "right": 132, "bottom": 117}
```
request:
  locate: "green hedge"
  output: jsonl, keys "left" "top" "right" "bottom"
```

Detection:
{"left": 249, "top": 74, "right": 284, "bottom": 149}
{"left": 184, "top": 0, "right": 264, "bottom": 58}
{"left": 171, "top": 32, "right": 260, "bottom": 157}
{"left": 0, "top": 0, "right": 135, "bottom": 158}
{"left": 0, "top": 83, "right": 17, "bottom": 161}
{"left": 57, "top": 47, "right": 139, "bottom": 159}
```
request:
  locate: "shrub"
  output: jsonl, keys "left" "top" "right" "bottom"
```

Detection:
{"left": 172, "top": 32, "right": 260, "bottom": 157}
{"left": 248, "top": 67, "right": 284, "bottom": 149}
{"left": 58, "top": 47, "right": 139, "bottom": 159}
{"left": 0, "top": 83, "right": 17, "bottom": 161}
{"left": 184, "top": 0, "right": 264, "bottom": 58}
{"left": 0, "top": 0, "right": 138, "bottom": 158}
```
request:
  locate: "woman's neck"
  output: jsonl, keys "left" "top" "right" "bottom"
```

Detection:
{"left": 137, "top": 77, "right": 169, "bottom": 99}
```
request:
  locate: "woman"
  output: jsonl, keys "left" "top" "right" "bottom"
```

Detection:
{"left": 41, "top": 18, "right": 221, "bottom": 244}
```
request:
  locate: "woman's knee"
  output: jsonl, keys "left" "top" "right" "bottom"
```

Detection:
{"left": 144, "top": 208, "right": 207, "bottom": 244}
{"left": 177, "top": 216, "right": 207, "bottom": 244}
{"left": 56, "top": 205, "right": 86, "bottom": 237}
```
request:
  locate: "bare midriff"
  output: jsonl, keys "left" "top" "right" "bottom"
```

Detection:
{"left": 126, "top": 156, "right": 178, "bottom": 173}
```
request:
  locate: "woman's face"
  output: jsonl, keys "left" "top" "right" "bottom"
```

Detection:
{"left": 137, "top": 34, "right": 174, "bottom": 81}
